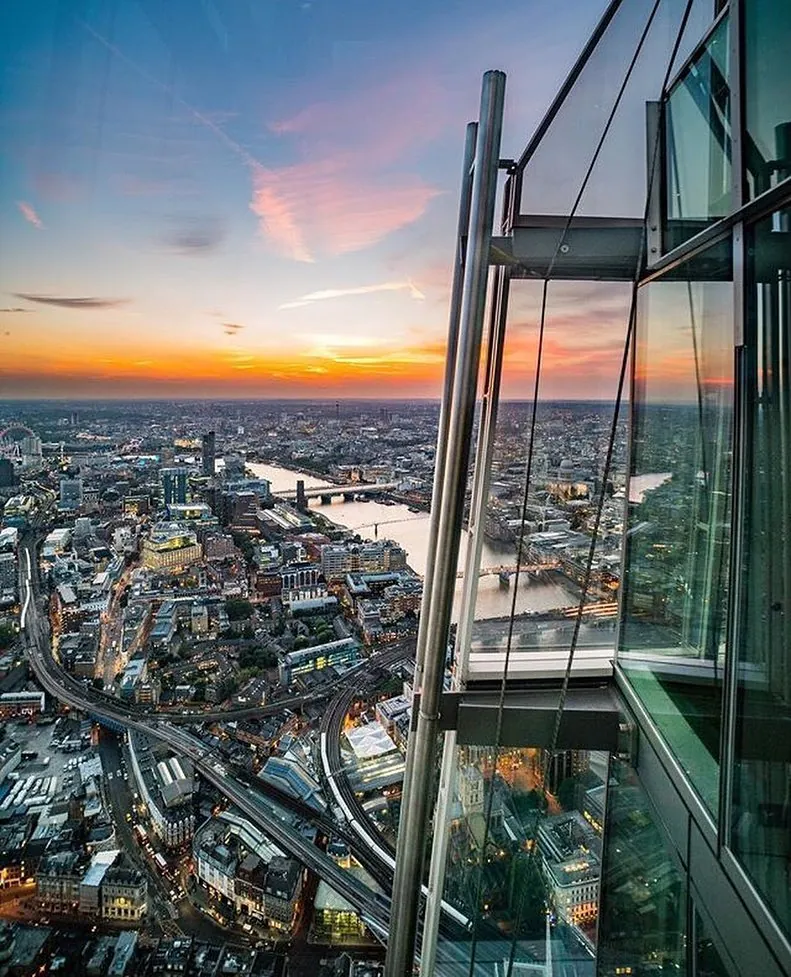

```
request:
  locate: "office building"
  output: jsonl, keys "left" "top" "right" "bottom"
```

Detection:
{"left": 0, "top": 552, "right": 16, "bottom": 608}
{"left": 0, "top": 459, "right": 14, "bottom": 488}
{"left": 386, "top": 4, "right": 791, "bottom": 977}
{"left": 128, "top": 732, "right": 195, "bottom": 849}
{"left": 202, "top": 431, "right": 216, "bottom": 477}
{"left": 320, "top": 540, "right": 407, "bottom": 579}
{"left": 161, "top": 467, "right": 188, "bottom": 506}
{"left": 141, "top": 524, "right": 202, "bottom": 571}
{"left": 0, "top": 691, "right": 44, "bottom": 719}
{"left": 37, "top": 850, "right": 147, "bottom": 922}
{"left": 193, "top": 810, "right": 303, "bottom": 933}
{"left": 277, "top": 637, "right": 360, "bottom": 685}
{"left": 59, "top": 477, "right": 83, "bottom": 511}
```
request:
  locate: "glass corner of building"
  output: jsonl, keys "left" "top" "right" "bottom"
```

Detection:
{"left": 388, "top": 1, "right": 791, "bottom": 974}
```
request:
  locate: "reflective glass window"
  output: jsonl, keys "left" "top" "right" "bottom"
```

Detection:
{"left": 619, "top": 239, "right": 733, "bottom": 815}
{"left": 730, "top": 207, "right": 791, "bottom": 936}
{"left": 744, "top": 0, "right": 791, "bottom": 199}
{"left": 694, "top": 908, "right": 732, "bottom": 977}
{"left": 462, "top": 279, "right": 630, "bottom": 669}
{"left": 664, "top": 17, "right": 731, "bottom": 250}
{"left": 597, "top": 756, "right": 688, "bottom": 976}
{"left": 433, "top": 744, "right": 609, "bottom": 976}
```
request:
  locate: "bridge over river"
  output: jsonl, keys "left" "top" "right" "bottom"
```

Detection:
{"left": 278, "top": 481, "right": 399, "bottom": 503}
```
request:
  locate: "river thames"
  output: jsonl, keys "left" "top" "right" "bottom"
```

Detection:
{"left": 247, "top": 461, "right": 578, "bottom": 621}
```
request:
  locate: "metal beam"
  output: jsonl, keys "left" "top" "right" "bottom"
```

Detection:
{"left": 385, "top": 70, "right": 506, "bottom": 977}
{"left": 419, "top": 264, "right": 512, "bottom": 976}
{"left": 492, "top": 216, "right": 644, "bottom": 280}
{"left": 412, "top": 121, "right": 478, "bottom": 690}
{"left": 415, "top": 685, "right": 621, "bottom": 750}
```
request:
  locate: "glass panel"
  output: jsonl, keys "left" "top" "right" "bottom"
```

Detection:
{"left": 695, "top": 908, "right": 732, "bottom": 977}
{"left": 620, "top": 239, "right": 734, "bottom": 815}
{"left": 730, "top": 206, "right": 791, "bottom": 937}
{"left": 664, "top": 17, "right": 731, "bottom": 251}
{"left": 463, "top": 279, "right": 631, "bottom": 665}
{"left": 518, "top": 0, "right": 714, "bottom": 219}
{"left": 434, "top": 744, "right": 609, "bottom": 976}
{"left": 597, "top": 756, "right": 688, "bottom": 977}
{"left": 744, "top": 0, "right": 791, "bottom": 199}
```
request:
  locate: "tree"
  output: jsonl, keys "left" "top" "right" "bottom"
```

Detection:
{"left": 231, "top": 532, "right": 255, "bottom": 565}
{"left": 557, "top": 777, "right": 577, "bottom": 811}
{"left": 225, "top": 598, "right": 254, "bottom": 621}
{"left": 0, "top": 622, "right": 16, "bottom": 649}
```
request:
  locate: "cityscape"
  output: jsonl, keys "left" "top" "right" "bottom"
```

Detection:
{"left": 1, "top": 0, "right": 789, "bottom": 975}
{"left": 0, "top": 397, "right": 642, "bottom": 976}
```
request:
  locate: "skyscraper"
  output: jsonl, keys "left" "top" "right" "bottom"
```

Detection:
{"left": 202, "top": 431, "right": 216, "bottom": 477}
{"left": 0, "top": 459, "right": 15, "bottom": 488}
{"left": 386, "top": 4, "right": 791, "bottom": 976}
{"left": 161, "top": 467, "right": 188, "bottom": 507}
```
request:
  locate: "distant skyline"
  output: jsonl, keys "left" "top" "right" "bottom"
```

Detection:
{"left": 0, "top": 0, "right": 635, "bottom": 401}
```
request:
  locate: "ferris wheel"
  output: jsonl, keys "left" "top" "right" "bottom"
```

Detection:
{"left": 0, "top": 424, "right": 37, "bottom": 461}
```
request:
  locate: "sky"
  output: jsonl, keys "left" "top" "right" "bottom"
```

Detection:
{"left": 0, "top": 0, "right": 679, "bottom": 401}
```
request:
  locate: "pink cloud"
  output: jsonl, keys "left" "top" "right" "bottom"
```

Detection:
{"left": 17, "top": 201, "right": 43, "bottom": 229}
{"left": 252, "top": 73, "right": 447, "bottom": 261}
{"left": 251, "top": 160, "right": 440, "bottom": 262}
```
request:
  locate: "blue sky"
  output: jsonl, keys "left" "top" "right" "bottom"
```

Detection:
{"left": 0, "top": 0, "right": 623, "bottom": 399}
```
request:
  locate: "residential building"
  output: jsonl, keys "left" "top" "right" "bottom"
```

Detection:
{"left": 161, "top": 467, "right": 188, "bottom": 506}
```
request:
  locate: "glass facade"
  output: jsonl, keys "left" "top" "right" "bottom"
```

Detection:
{"left": 597, "top": 757, "right": 687, "bottom": 976}
{"left": 744, "top": 0, "right": 791, "bottom": 199}
{"left": 389, "top": 2, "right": 791, "bottom": 975}
{"left": 620, "top": 239, "right": 734, "bottom": 815}
{"left": 665, "top": 16, "right": 731, "bottom": 250}
{"left": 731, "top": 209, "right": 791, "bottom": 937}
{"left": 434, "top": 744, "right": 609, "bottom": 975}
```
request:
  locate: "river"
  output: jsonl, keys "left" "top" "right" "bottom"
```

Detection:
{"left": 247, "top": 461, "right": 579, "bottom": 621}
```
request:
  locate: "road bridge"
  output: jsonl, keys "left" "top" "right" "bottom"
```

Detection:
{"left": 278, "top": 481, "right": 398, "bottom": 502}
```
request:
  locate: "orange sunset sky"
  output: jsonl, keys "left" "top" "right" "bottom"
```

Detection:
{"left": 0, "top": 0, "right": 697, "bottom": 402}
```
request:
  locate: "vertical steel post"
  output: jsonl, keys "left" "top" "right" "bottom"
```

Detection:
{"left": 385, "top": 70, "right": 506, "bottom": 977}
{"left": 420, "top": 265, "right": 511, "bottom": 975}
{"left": 645, "top": 100, "right": 663, "bottom": 268}
{"left": 413, "top": 121, "right": 478, "bottom": 689}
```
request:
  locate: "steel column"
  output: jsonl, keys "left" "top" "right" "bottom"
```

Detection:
{"left": 420, "top": 265, "right": 511, "bottom": 975}
{"left": 413, "top": 121, "right": 478, "bottom": 689}
{"left": 385, "top": 70, "right": 506, "bottom": 977}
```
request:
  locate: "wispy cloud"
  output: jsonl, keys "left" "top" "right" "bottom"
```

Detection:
{"left": 160, "top": 216, "right": 226, "bottom": 255}
{"left": 253, "top": 72, "right": 446, "bottom": 261}
{"left": 12, "top": 293, "right": 130, "bottom": 310}
{"left": 17, "top": 201, "right": 43, "bottom": 229}
{"left": 222, "top": 322, "right": 244, "bottom": 335}
{"left": 251, "top": 164, "right": 440, "bottom": 263}
{"left": 0, "top": 308, "right": 30, "bottom": 314}
{"left": 279, "top": 281, "right": 425, "bottom": 310}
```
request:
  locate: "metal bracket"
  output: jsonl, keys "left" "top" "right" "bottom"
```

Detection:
{"left": 489, "top": 215, "right": 645, "bottom": 280}
{"left": 414, "top": 684, "right": 623, "bottom": 750}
